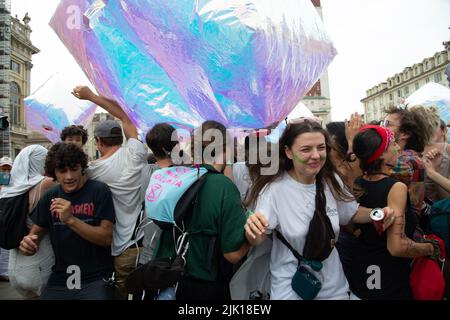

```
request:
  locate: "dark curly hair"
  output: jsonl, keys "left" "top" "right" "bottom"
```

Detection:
{"left": 45, "top": 142, "right": 88, "bottom": 180}
{"left": 384, "top": 106, "right": 428, "bottom": 153}
{"left": 60, "top": 125, "right": 88, "bottom": 145}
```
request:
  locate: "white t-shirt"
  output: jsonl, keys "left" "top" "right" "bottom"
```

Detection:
{"left": 232, "top": 162, "right": 252, "bottom": 201}
{"left": 255, "top": 172, "right": 358, "bottom": 300}
{"left": 86, "top": 138, "right": 147, "bottom": 256}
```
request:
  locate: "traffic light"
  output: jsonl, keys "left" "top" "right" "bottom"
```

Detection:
{"left": 0, "top": 115, "right": 9, "bottom": 130}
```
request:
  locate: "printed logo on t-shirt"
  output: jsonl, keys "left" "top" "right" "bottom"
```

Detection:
{"left": 51, "top": 202, "right": 95, "bottom": 218}
{"left": 326, "top": 206, "right": 338, "bottom": 217}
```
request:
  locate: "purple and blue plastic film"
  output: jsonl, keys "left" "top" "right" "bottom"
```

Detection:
{"left": 405, "top": 83, "right": 450, "bottom": 122}
{"left": 25, "top": 73, "right": 97, "bottom": 143}
{"left": 405, "top": 83, "right": 450, "bottom": 142}
{"left": 50, "top": 0, "right": 336, "bottom": 133}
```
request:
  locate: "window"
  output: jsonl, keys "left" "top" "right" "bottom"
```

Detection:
{"left": 404, "top": 86, "right": 409, "bottom": 96}
{"left": 397, "top": 90, "right": 401, "bottom": 98}
{"left": 414, "top": 67, "right": 419, "bottom": 75}
{"left": 397, "top": 76, "right": 401, "bottom": 83}
{"left": 435, "top": 72, "right": 442, "bottom": 82}
{"left": 10, "top": 82, "right": 20, "bottom": 126}
{"left": 415, "top": 82, "right": 420, "bottom": 90}
{"left": 425, "top": 61, "right": 430, "bottom": 70}
{"left": 438, "top": 55, "right": 442, "bottom": 64}
{"left": 426, "top": 77, "right": 430, "bottom": 84}
{"left": 389, "top": 93, "right": 393, "bottom": 101}
{"left": 10, "top": 60, "right": 20, "bottom": 74}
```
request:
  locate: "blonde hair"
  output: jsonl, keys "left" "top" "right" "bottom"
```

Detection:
{"left": 409, "top": 105, "right": 441, "bottom": 145}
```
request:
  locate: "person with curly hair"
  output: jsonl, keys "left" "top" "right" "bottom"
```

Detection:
{"left": 18, "top": 143, "right": 116, "bottom": 300}
{"left": 382, "top": 106, "right": 429, "bottom": 231}
{"left": 60, "top": 125, "right": 88, "bottom": 148}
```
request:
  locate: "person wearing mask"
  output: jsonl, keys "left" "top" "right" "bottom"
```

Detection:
{"left": 349, "top": 125, "right": 438, "bottom": 299}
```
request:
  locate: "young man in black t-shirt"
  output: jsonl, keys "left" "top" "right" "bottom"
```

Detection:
{"left": 19, "top": 143, "right": 116, "bottom": 300}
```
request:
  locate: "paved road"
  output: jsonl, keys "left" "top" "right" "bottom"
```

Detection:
{"left": 0, "top": 280, "right": 25, "bottom": 300}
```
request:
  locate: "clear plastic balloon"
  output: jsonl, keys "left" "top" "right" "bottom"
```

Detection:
{"left": 405, "top": 82, "right": 450, "bottom": 122}
{"left": 265, "top": 102, "right": 313, "bottom": 143}
{"left": 50, "top": 0, "right": 336, "bottom": 132}
{"left": 25, "top": 73, "right": 97, "bottom": 143}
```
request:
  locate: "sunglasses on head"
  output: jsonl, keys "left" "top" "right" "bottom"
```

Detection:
{"left": 382, "top": 119, "right": 401, "bottom": 127}
{"left": 285, "top": 116, "right": 323, "bottom": 126}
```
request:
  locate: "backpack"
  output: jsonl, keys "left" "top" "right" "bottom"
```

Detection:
{"left": 427, "top": 198, "right": 450, "bottom": 254}
{"left": 0, "top": 192, "right": 29, "bottom": 249}
{"left": 126, "top": 166, "right": 215, "bottom": 294}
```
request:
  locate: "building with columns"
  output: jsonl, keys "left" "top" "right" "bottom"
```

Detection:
{"left": 362, "top": 40, "right": 450, "bottom": 123}
{"left": 9, "top": 14, "right": 49, "bottom": 157}
{"left": 0, "top": 6, "right": 48, "bottom": 159}
{"left": 301, "top": 0, "right": 333, "bottom": 124}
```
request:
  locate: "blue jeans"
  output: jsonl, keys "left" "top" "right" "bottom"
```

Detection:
{"left": 40, "top": 279, "right": 114, "bottom": 300}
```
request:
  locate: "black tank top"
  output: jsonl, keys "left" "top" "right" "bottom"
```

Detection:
{"left": 349, "top": 176, "right": 417, "bottom": 300}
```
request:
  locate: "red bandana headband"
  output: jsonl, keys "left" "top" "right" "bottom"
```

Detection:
{"left": 358, "top": 125, "right": 395, "bottom": 164}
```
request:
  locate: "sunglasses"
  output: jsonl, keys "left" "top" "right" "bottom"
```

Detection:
{"left": 382, "top": 119, "right": 400, "bottom": 127}
{"left": 285, "top": 116, "right": 323, "bottom": 126}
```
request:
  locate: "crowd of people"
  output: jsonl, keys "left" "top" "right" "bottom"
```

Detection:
{"left": 0, "top": 86, "right": 449, "bottom": 300}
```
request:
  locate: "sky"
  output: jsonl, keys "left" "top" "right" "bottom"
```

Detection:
{"left": 11, "top": 0, "right": 450, "bottom": 121}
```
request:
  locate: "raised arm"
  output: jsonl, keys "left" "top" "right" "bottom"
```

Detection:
{"left": 424, "top": 149, "right": 450, "bottom": 193}
{"left": 386, "top": 182, "right": 434, "bottom": 258}
{"left": 72, "top": 85, "right": 138, "bottom": 140}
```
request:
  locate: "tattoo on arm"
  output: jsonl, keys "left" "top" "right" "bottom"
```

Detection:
{"left": 392, "top": 215, "right": 432, "bottom": 257}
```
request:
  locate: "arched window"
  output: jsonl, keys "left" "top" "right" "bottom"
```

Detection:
{"left": 10, "top": 82, "right": 21, "bottom": 126}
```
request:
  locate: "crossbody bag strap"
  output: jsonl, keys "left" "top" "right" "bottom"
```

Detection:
{"left": 275, "top": 229, "right": 303, "bottom": 263}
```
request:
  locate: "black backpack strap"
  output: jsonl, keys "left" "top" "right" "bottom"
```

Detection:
{"left": 275, "top": 230, "right": 304, "bottom": 263}
{"left": 130, "top": 201, "right": 145, "bottom": 246}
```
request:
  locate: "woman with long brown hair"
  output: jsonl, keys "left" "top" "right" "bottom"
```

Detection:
{"left": 245, "top": 120, "right": 392, "bottom": 300}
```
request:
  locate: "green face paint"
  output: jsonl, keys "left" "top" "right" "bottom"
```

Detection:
{"left": 293, "top": 153, "right": 326, "bottom": 164}
{"left": 392, "top": 146, "right": 399, "bottom": 155}
{"left": 293, "top": 154, "right": 308, "bottom": 164}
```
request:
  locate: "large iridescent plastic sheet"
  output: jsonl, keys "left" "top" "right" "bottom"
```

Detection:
{"left": 50, "top": 0, "right": 336, "bottom": 132}
{"left": 25, "top": 73, "right": 97, "bottom": 143}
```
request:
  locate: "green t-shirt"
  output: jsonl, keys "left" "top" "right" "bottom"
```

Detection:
{"left": 154, "top": 165, "right": 247, "bottom": 281}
